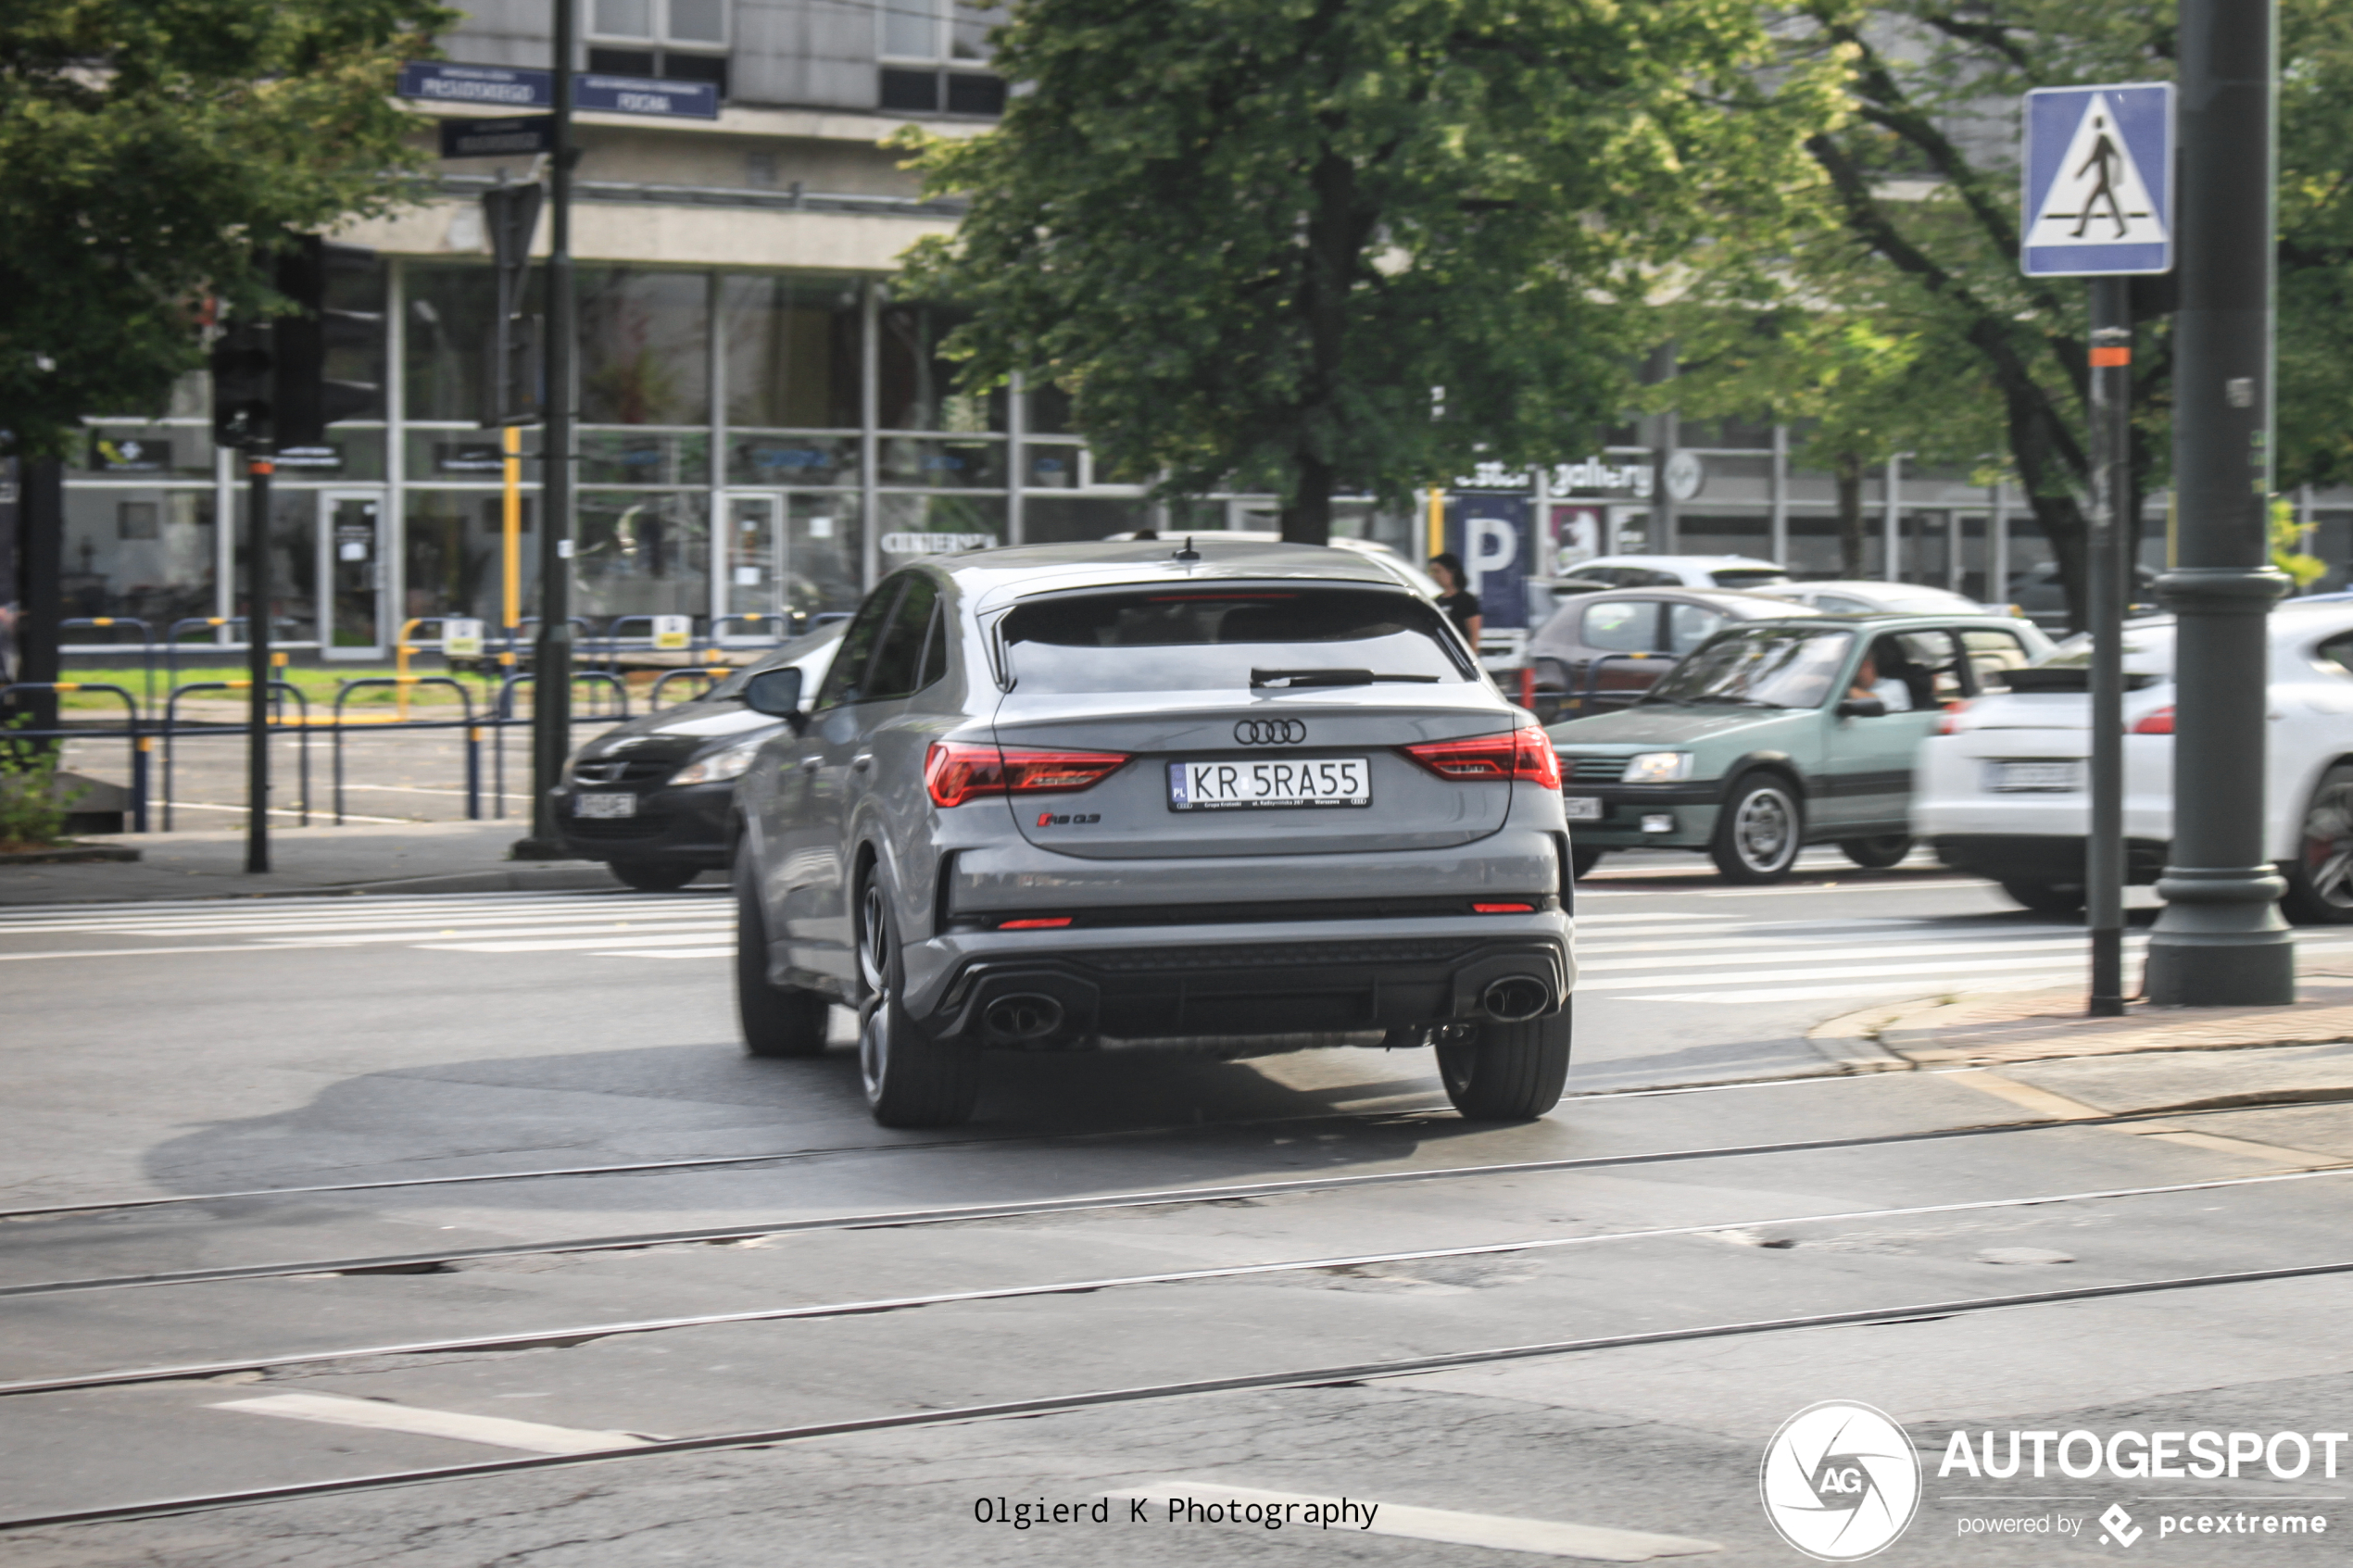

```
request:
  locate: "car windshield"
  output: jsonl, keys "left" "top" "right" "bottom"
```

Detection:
{"left": 2041, "top": 624, "right": 2176, "bottom": 677}
{"left": 1643, "top": 626, "right": 1856, "bottom": 709}
{"left": 1001, "top": 586, "right": 1471, "bottom": 694}
{"left": 1710, "top": 568, "right": 1792, "bottom": 589}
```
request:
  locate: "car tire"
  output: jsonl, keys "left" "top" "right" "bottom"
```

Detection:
{"left": 2281, "top": 762, "right": 2353, "bottom": 924}
{"left": 1710, "top": 774, "right": 1804, "bottom": 884}
{"left": 856, "top": 872, "right": 978, "bottom": 1128}
{"left": 611, "top": 859, "right": 699, "bottom": 892}
{"left": 736, "top": 856, "right": 829, "bottom": 1059}
{"left": 1570, "top": 846, "right": 1604, "bottom": 880}
{"left": 2000, "top": 880, "right": 2086, "bottom": 916}
{"left": 1438, "top": 1004, "right": 1572, "bottom": 1122}
{"left": 1838, "top": 834, "right": 1912, "bottom": 871}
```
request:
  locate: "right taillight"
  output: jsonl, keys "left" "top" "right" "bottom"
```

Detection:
{"left": 1936, "top": 700, "right": 1972, "bottom": 736}
{"left": 2132, "top": 706, "right": 2175, "bottom": 734}
{"left": 925, "top": 741, "right": 1131, "bottom": 809}
{"left": 1402, "top": 727, "right": 1561, "bottom": 788}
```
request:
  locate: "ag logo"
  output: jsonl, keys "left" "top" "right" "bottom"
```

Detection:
{"left": 1234, "top": 719, "right": 1307, "bottom": 746}
{"left": 1759, "top": 1401, "right": 1920, "bottom": 1562}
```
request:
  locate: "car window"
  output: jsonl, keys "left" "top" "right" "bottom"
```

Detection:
{"left": 1646, "top": 626, "right": 1856, "bottom": 709}
{"left": 1001, "top": 586, "right": 1469, "bottom": 695}
{"left": 1711, "top": 568, "right": 1791, "bottom": 589}
{"left": 1667, "top": 603, "right": 1727, "bottom": 654}
{"left": 1880, "top": 630, "right": 1967, "bottom": 707}
{"left": 1581, "top": 600, "right": 1656, "bottom": 653}
{"left": 1960, "top": 627, "right": 2034, "bottom": 689}
{"left": 2315, "top": 631, "right": 2353, "bottom": 677}
{"left": 1816, "top": 594, "right": 1870, "bottom": 613}
{"left": 864, "top": 575, "right": 942, "bottom": 702}
{"left": 916, "top": 601, "right": 951, "bottom": 689}
{"left": 812, "top": 578, "right": 906, "bottom": 710}
{"left": 1629, "top": 568, "right": 1682, "bottom": 587}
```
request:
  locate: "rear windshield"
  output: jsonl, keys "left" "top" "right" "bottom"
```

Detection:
{"left": 1000, "top": 587, "right": 1471, "bottom": 694}
{"left": 1645, "top": 626, "right": 1855, "bottom": 709}
{"left": 1710, "top": 568, "right": 1792, "bottom": 589}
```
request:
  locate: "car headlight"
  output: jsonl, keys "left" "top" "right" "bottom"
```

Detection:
{"left": 669, "top": 743, "right": 761, "bottom": 786}
{"left": 1622, "top": 751, "right": 1693, "bottom": 784}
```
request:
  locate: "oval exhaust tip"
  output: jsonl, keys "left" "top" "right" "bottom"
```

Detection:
{"left": 984, "top": 994, "right": 1064, "bottom": 1042}
{"left": 1481, "top": 977, "right": 1549, "bottom": 1023}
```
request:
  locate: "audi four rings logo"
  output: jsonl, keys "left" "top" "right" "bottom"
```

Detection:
{"left": 1234, "top": 720, "right": 1307, "bottom": 746}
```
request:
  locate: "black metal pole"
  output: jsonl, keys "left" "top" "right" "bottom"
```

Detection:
{"left": 2087, "top": 278, "right": 2132, "bottom": 1016}
{"left": 518, "top": 0, "right": 575, "bottom": 859}
{"left": 2143, "top": 0, "right": 2294, "bottom": 1004}
{"left": 245, "top": 452, "right": 273, "bottom": 873}
{"left": 13, "top": 458, "right": 62, "bottom": 740}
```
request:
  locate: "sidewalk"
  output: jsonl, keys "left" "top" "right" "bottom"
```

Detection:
{"left": 0, "top": 822, "right": 655, "bottom": 905}
{"left": 1811, "top": 976, "right": 2353, "bottom": 1164}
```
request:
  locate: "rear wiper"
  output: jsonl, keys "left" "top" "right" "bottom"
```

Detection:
{"left": 1251, "top": 668, "right": 1442, "bottom": 688}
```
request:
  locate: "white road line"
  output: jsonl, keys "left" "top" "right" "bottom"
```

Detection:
{"left": 596, "top": 946, "right": 734, "bottom": 959}
{"left": 1582, "top": 935, "right": 2135, "bottom": 972}
{"left": 211, "top": 1393, "right": 651, "bottom": 1456}
{"left": 0, "top": 944, "right": 296, "bottom": 962}
{"left": 419, "top": 930, "right": 736, "bottom": 953}
{"left": 1108, "top": 1484, "right": 1718, "bottom": 1561}
{"left": 1578, "top": 929, "right": 2104, "bottom": 958}
{"left": 151, "top": 799, "right": 412, "bottom": 825}
{"left": 1578, "top": 952, "right": 2104, "bottom": 991}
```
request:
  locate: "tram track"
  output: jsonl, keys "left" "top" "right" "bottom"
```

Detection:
{"left": 5, "top": 1163, "right": 2345, "bottom": 1402}
{"left": 7, "top": 1248, "right": 2352, "bottom": 1534}
{"left": 5, "top": 1090, "right": 2344, "bottom": 1300}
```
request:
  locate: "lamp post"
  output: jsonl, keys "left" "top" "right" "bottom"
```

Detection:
{"left": 2142, "top": 0, "right": 2294, "bottom": 1004}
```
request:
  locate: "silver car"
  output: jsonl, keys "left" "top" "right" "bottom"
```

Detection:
{"left": 730, "top": 539, "right": 1577, "bottom": 1128}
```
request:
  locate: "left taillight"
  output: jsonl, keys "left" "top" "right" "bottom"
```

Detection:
{"left": 2131, "top": 706, "right": 2175, "bottom": 735}
{"left": 1402, "top": 727, "right": 1561, "bottom": 789}
{"left": 925, "top": 741, "right": 1130, "bottom": 809}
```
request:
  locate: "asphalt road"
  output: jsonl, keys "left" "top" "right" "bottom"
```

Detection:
{"left": 4, "top": 855, "right": 2351, "bottom": 1565}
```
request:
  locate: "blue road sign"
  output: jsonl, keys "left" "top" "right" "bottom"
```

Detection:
{"left": 2022, "top": 82, "right": 2174, "bottom": 276}
{"left": 400, "top": 62, "right": 720, "bottom": 121}
{"left": 399, "top": 62, "right": 553, "bottom": 110}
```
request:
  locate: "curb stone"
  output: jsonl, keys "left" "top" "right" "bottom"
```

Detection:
{"left": 0, "top": 843, "right": 142, "bottom": 866}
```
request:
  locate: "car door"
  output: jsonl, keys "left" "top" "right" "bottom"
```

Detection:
{"left": 840, "top": 572, "right": 948, "bottom": 921}
{"left": 770, "top": 577, "right": 904, "bottom": 977}
{"left": 1818, "top": 628, "right": 1963, "bottom": 832}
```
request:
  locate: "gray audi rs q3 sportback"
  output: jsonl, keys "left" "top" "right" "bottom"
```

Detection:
{"left": 730, "top": 539, "right": 1577, "bottom": 1128}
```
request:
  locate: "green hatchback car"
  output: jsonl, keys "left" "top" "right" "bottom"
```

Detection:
{"left": 1546, "top": 613, "right": 2053, "bottom": 882}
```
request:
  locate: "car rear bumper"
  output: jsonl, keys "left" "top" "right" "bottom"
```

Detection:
{"left": 1931, "top": 834, "right": 2170, "bottom": 886}
{"left": 550, "top": 781, "right": 734, "bottom": 867}
{"left": 902, "top": 913, "right": 1574, "bottom": 1049}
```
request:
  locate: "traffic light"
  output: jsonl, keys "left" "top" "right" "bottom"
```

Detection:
{"left": 482, "top": 181, "right": 546, "bottom": 426}
{"left": 209, "top": 320, "right": 274, "bottom": 449}
{"left": 272, "top": 236, "right": 384, "bottom": 449}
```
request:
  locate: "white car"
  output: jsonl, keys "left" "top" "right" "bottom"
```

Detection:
{"left": 1913, "top": 602, "right": 2353, "bottom": 921}
{"left": 1567, "top": 554, "right": 1792, "bottom": 591}
{"left": 1750, "top": 580, "right": 1996, "bottom": 616}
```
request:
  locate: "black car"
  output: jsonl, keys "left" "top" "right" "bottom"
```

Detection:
{"left": 551, "top": 623, "right": 844, "bottom": 890}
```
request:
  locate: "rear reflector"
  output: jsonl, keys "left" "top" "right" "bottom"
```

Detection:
{"left": 998, "top": 917, "right": 1074, "bottom": 929}
{"left": 925, "top": 741, "right": 1131, "bottom": 808}
{"left": 1472, "top": 902, "right": 1535, "bottom": 913}
{"left": 1401, "top": 727, "right": 1562, "bottom": 789}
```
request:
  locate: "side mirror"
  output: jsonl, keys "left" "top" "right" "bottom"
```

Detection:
{"left": 742, "top": 667, "right": 804, "bottom": 719}
{"left": 1837, "top": 696, "right": 1887, "bottom": 719}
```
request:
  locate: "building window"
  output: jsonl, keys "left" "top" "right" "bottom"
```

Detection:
{"left": 587, "top": 0, "right": 728, "bottom": 94}
{"left": 878, "top": 0, "right": 1002, "bottom": 117}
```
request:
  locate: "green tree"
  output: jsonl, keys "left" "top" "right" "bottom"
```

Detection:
{"left": 1670, "top": 1, "right": 2353, "bottom": 629}
{"left": 0, "top": 0, "right": 450, "bottom": 458}
{"left": 899, "top": 0, "right": 1839, "bottom": 543}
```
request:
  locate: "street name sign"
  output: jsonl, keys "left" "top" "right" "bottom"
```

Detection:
{"left": 400, "top": 61, "right": 721, "bottom": 121}
{"left": 2022, "top": 82, "right": 2174, "bottom": 276}
{"left": 440, "top": 116, "right": 554, "bottom": 158}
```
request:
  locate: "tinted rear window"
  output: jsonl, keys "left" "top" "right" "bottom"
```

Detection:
{"left": 1711, "top": 568, "right": 1792, "bottom": 588}
{"left": 1001, "top": 587, "right": 1470, "bottom": 694}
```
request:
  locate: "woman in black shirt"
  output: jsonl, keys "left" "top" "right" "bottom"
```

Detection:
{"left": 1428, "top": 553, "right": 1483, "bottom": 647}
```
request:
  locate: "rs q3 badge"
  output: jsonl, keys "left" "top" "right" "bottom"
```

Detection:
{"left": 1234, "top": 719, "right": 1307, "bottom": 746}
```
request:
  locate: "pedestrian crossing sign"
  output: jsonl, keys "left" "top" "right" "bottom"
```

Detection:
{"left": 2021, "top": 82, "right": 2173, "bottom": 276}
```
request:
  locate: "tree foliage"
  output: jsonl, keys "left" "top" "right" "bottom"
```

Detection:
{"left": 900, "top": 0, "right": 1839, "bottom": 542}
{"left": 0, "top": 0, "right": 451, "bottom": 457}
{"left": 1667, "top": 0, "right": 2353, "bottom": 628}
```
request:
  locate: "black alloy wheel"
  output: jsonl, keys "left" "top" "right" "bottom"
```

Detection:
{"left": 1437, "top": 1004, "right": 1573, "bottom": 1122}
{"left": 1838, "top": 834, "right": 1913, "bottom": 871}
{"left": 736, "top": 851, "right": 829, "bottom": 1058}
{"left": 857, "top": 873, "right": 979, "bottom": 1128}
{"left": 2000, "top": 880, "right": 2086, "bottom": 917}
{"left": 1710, "top": 774, "right": 1805, "bottom": 884}
{"left": 2282, "top": 763, "right": 2353, "bottom": 924}
{"left": 611, "top": 859, "right": 698, "bottom": 892}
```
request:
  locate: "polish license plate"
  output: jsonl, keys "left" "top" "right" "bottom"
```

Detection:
{"left": 1990, "top": 760, "right": 2080, "bottom": 793}
{"left": 574, "top": 792, "right": 638, "bottom": 819}
{"left": 1561, "top": 796, "right": 1605, "bottom": 822}
{"left": 1168, "top": 758, "right": 1370, "bottom": 810}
